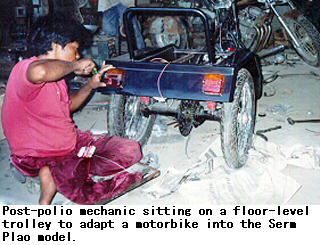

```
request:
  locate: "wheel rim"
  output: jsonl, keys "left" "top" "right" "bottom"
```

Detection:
{"left": 155, "top": 33, "right": 181, "bottom": 47}
{"left": 123, "top": 96, "right": 153, "bottom": 142}
{"left": 150, "top": 16, "right": 186, "bottom": 48}
{"left": 288, "top": 20, "right": 318, "bottom": 63}
{"left": 236, "top": 80, "right": 254, "bottom": 161}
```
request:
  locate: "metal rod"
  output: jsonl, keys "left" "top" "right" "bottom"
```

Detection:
{"left": 269, "top": 4, "right": 301, "bottom": 48}
{"left": 287, "top": 117, "right": 320, "bottom": 125}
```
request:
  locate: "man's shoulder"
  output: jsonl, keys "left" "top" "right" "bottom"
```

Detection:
{"left": 15, "top": 56, "right": 38, "bottom": 69}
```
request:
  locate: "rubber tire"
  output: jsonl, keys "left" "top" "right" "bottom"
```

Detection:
{"left": 283, "top": 14, "right": 320, "bottom": 67}
{"left": 220, "top": 68, "right": 256, "bottom": 169}
{"left": 107, "top": 94, "right": 156, "bottom": 146}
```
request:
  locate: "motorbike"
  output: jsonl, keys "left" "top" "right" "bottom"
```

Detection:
{"left": 100, "top": 2, "right": 263, "bottom": 169}
{"left": 237, "top": 0, "right": 320, "bottom": 66}
{"left": 145, "top": 0, "right": 320, "bottom": 66}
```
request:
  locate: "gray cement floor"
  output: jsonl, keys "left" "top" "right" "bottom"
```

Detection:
{"left": 1, "top": 50, "right": 320, "bottom": 205}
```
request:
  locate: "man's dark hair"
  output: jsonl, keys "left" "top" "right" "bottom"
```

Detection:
{"left": 28, "top": 12, "right": 93, "bottom": 56}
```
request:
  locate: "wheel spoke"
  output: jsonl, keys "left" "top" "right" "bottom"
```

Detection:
{"left": 108, "top": 94, "right": 155, "bottom": 146}
{"left": 295, "top": 26, "right": 316, "bottom": 55}
{"left": 121, "top": 96, "right": 154, "bottom": 142}
{"left": 125, "top": 98, "right": 143, "bottom": 138}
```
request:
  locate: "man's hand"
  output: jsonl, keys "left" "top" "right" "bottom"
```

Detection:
{"left": 87, "top": 63, "right": 115, "bottom": 89}
{"left": 73, "top": 58, "right": 96, "bottom": 75}
{"left": 69, "top": 62, "right": 114, "bottom": 112}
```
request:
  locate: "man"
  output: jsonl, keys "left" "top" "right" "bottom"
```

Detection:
{"left": 98, "top": 0, "right": 145, "bottom": 49}
{"left": 98, "top": 0, "right": 129, "bottom": 37}
{"left": 2, "top": 13, "right": 143, "bottom": 205}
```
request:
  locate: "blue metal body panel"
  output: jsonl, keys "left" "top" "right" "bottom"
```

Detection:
{"left": 98, "top": 7, "right": 263, "bottom": 102}
{"left": 100, "top": 60, "right": 235, "bottom": 102}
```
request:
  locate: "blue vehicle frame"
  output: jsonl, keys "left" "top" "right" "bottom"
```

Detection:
{"left": 99, "top": 7, "right": 263, "bottom": 102}
{"left": 98, "top": 6, "right": 263, "bottom": 169}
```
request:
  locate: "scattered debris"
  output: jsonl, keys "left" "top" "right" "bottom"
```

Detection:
{"left": 287, "top": 117, "right": 320, "bottom": 125}
{"left": 258, "top": 112, "right": 267, "bottom": 117}
{"left": 267, "top": 104, "right": 293, "bottom": 116}
{"left": 5, "top": 163, "right": 26, "bottom": 184}
{"left": 263, "top": 84, "right": 276, "bottom": 97}
{"left": 256, "top": 126, "right": 282, "bottom": 141}
{"left": 140, "top": 153, "right": 160, "bottom": 169}
{"left": 264, "top": 70, "right": 320, "bottom": 79}
{"left": 263, "top": 72, "right": 279, "bottom": 84}
{"left": 277, "top": 71, "right": 320, "bottom": 78}
{"left": 305, "top": 129, "right": 320, "bottom": 136}
{"left": 152, "top": 116, "right": 168, "bottom": 137}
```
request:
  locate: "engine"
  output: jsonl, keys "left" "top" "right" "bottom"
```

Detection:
{"left": 238, "top": 5, "right": 267, "bottom": 51}
{"left": 210, "top": 0, "right": 233, "bottom": 9}
{"left": 202, "top": 0, "right": 234, "bottom": 9}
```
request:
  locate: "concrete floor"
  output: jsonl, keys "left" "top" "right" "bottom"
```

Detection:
{"left": 1, "top": 50, "right": 320, "bottom": 205}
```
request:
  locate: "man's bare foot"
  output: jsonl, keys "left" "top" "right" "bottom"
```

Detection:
{"left": 38, "top": 166, "right": 57, "bottom": 205}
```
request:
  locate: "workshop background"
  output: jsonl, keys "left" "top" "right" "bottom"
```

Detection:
{"left": 0, "top": 0, "right": 320, "bottom": 205}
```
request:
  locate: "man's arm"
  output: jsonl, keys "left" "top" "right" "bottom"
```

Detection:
{"left": 69, "top": 82, "right": 95, "bottom": 112}
{"left": 69, "top": 65, "right": 114, "bottom": 112}
{"left": 27, "top": 58, "right": 95, "bottom": 84}
{"left": 26, "top": 58, "right": 113, "bottom": 112}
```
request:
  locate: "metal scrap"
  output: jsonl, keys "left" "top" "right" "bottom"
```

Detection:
{"left": 256, "top": 126, "right": 282, "bottom": 141}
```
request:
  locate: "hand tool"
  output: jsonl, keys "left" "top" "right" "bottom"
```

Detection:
{"left": 256, "top": 126, "right": 282, "bottom": 141}
{"left": 287, "top": 117, "right": 320, "bottom": 125}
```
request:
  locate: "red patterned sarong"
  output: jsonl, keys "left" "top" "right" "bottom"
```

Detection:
{"left": 10, "top": 130, "right": 143, "bottom": 204}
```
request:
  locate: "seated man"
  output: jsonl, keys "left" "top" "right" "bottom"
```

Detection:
{"left": 2, "top": 13, "right": 143, "bottom": 205}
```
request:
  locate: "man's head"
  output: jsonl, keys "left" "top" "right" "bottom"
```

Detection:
{"left": 28, "top": 13, "right": 93, "bottom": 57}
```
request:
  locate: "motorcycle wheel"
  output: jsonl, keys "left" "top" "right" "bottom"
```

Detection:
{"left": 150, "top": 32, "right": 187, "bottom": 48}
{"left": 283, "top": 14, "right": 320, "bottom": 67}
{"left": 107, "top": 94, "right": 156, "bottom": 146}
{"left": 149, "top": 17, "right": 188, "bottom": 49}
{"left": 220, "top": 68, "right": 256, "bottom": 169}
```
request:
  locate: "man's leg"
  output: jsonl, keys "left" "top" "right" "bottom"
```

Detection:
{"left": 116, "top": 4, "right": 146, "bottom": 49}
{"left": 102, "top": 6, "right": 118, "bottom": 36}
{"left": 38, "top": 166, "right": 57, "bottom": 205}
{"left": 90, "top": 136, "right": 142, "bottom": 176}
{"left": 116, "top": 3, "right": 127, "bottom": 33}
